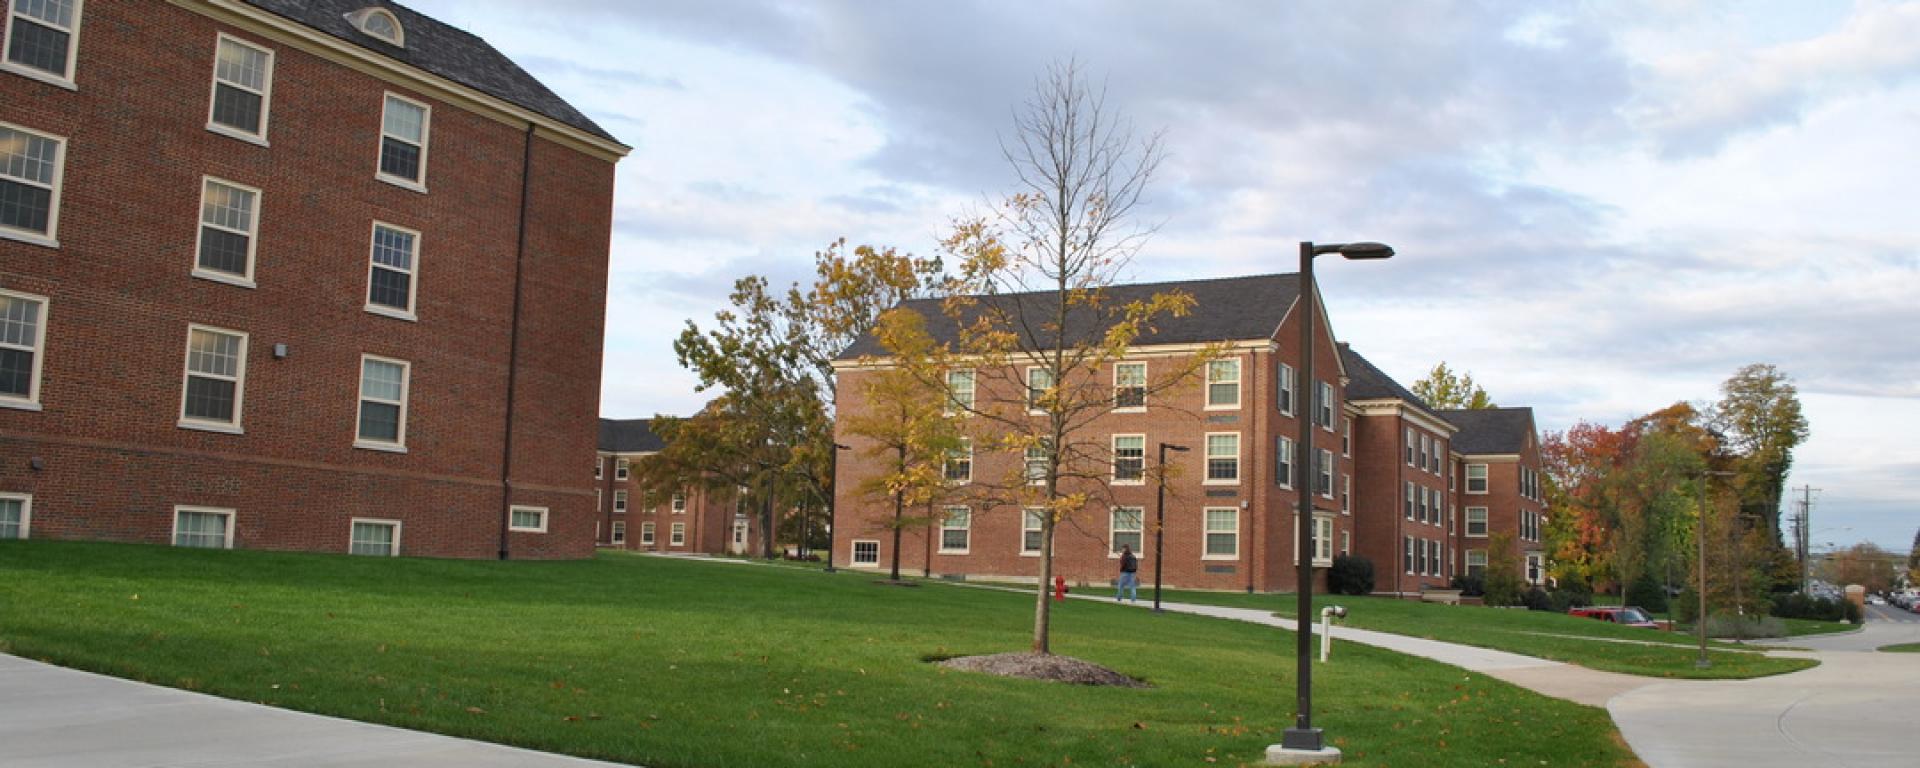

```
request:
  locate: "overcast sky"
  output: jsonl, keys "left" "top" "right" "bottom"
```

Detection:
{"left": 413, "top": 0, "right": 1918, "bottom": 554}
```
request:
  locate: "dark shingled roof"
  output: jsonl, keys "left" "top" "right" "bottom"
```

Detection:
{"left": 1438, "top": 407, "right": 1536, "bottom": 455}
{"left": 1339, "top": 343, "right": 1436, "bottom": 411}
{"left": 245, "top": 0, "right": 621, "bottom": 144}
{"left": 599, "top": 418, "right": 663, "bottom": 453}
{"left": 836, "top": 273, "right": 1303, "bottom": 360}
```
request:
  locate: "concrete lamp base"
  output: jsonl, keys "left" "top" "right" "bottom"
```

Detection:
{"left": 1265, "top": 744, "right": 1342, "bottom": 765}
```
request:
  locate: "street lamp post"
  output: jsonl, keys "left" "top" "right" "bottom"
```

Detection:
{"left": 1276, "top": 240, "right": 1393, "bottom": 762}
{"left": 824, "top": 443, "right": 850, "bottom": 573}
{"left": 1154, "top": 442, "right": 1189, "bottom": 613}
{"left": 1694, "top": 469, "right": 1735, "bottom": 669}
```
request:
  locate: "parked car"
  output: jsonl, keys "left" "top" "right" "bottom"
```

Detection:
{"left": 1867, "top": 595, "right": 1887, "bottom": 606}
{"left": 1568, "top": 606, "right": 1659, "bottom": 628}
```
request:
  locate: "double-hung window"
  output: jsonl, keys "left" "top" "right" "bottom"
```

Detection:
{"left": 355, "top": 355, "right": 409, "bottom": 450}
{"left": 611, "top": 521, "right": 626, "bottom": 544}
{"left": 1315, "top": 448, "right": 1333, "bottom": 498}
{"left": 1417, "top": 485, "right": 1429, "bottom": 522}
{"left": 613, "top": 490, "right": 628, "bottom": 513}
{"left": 671, "top": 492, "right": 686, "bottom": 513}
{"left": 1273, "top": 436, "right": 1293, "bottom": 488}
{"left": 1113, "top": 361, "right": 1146, "bottom": 410}
{"left": 1419, "top": 434, "right": 1430, "bottom": 470}
{"left": 946, "top": 369, "right": 974, "bottom": 413}
{"left": 1341, "top": 475, "right": 1351, "bottom": 514}
{"left": 615, "top": 458, "right": 630, "bottom": 480}
{"left": 1405, "top": 428, "right": 1416, "bottom": 465}
{"left": 1466, "top": 507, "right": 1489, "bottom": 537}
{"left": 944, "top": 437, "right": 972, "bottom": 483}
{"left": 1110, "top": 507, "right": 1143, "bottom": 555}
{"left": 1024, "top": 443, "right": 1048, "bottom": 485}
{"left": 377, "top": 93, "right": 429, "bottom": 189}
{"left": 194, "top": 177, "right": 260, "bottom": 286}
{"left": 1112, "top": 434, "right": 1144, "bottom": 483}
{"left": 1404, "top": 481, "right": 1414, "bottom": 519}
{"left": 0, "top": 289, "right": 47, "bottom": 410}
{"left": 670, "top": 522, "right": 686, "bottom": 546}
{"left": 1021, "top": 509, "right": 1044, "bottom": 555}
{"left": 1315, "top": 381, "right": 1334, "bottom": 427}
{"left": 1314, "top": 517, "right": 1332, "bottom": 562}
{"left": 179, "top": 325, "right": 246, "bottom": 432}
{"left": 173, "top": 505, "right": 234, "bottom": 549}
{"left": 349, "top": 518, "right": 400, "bottom": 556}
{"left": 1466, "top": 549, "right": 1487, "bottom": 577}
{"left": 939, "top": 506, "right": 970, "bottom": 553}
{"left": 0, "top": 493, "right": 29, "bottom": 539}
{"left": 366, "top": 222, "right": 419, "bottom": 319}
{"left": 1404, "top": 536, "right": 1415, "bottom": 574}
{"left": 1466, "top": 463, "right": 1489, "bottom": 493}
{"left": 1206, "top": 359, "right": 1239, "bottom": 408}
{"left": 207, "top": 34, "right": 272, "bottom": 142}
{"left": 1276, "top": 362, "right": 1294, "bottom": 414}
{"left": 1025, "top": 366, "right": 1053, "bottom": 412}
{"left": 1204, "top": 432, "right": 1239, "bottom": 484}
{"left": 640, "top": 522, "right": 656, "bottom": 545}
{"left": 1203, "top": 508, "right": 1238, "bottom": 559}
{"left": 0, "top": 121, "right": 64, "bottom": 246}
{"left": 509, "top": 505, "right": 548, "bottom": 533}
{"left": 3, "top": 0, "right": 81, "bottom": 86}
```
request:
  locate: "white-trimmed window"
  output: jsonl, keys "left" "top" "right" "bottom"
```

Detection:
{"left": 1527, "top": 553, "right": 1543, "bottom": 585}
{"left": 616, "top": 458, "right": 630, "bottom": 480}
{"left": 946, "top": 369, "right": 974, "bottom": 413}
{"left": 1273, "top": 436, "right": 1294, "bottom": 488}
{"left": 1203, "top": 507, "right": 1238, "bottom": 559}
{"left": 207, "top": 34, "right": 273, "bottom": 142}
{"left": 1315, "top": 448, "right": 1333, "bottom": 498}
{"left": 944, "top": 437, "right": 972, "bottom": 483}
{"left": 1466, "top": 463, "right": 1489, "bottom": 493}
{"left": 613, "top": 490, "right": 628, "bottom": 513}
{"left": 1404, "top": 536, "right": 1415, "bottom": 574}
{"left": 1026, "top": 366, "right": 1052, "bottom": 412}
{"left": 0, "top": 492, "right": 30, "bottom": 539}
{"left": 1206, "top": 359, "right": 1240, "bottom": 409}
{"left": 1341, "top": 418, "right": 1351, "bottom": 456}
{"left": 508, "top": 505, "right": 548, "bottom": 533}
{"left": 1315, "top": 381, "right": 1334, "bottom": 428}
{"left": 349, "top": 518, "right": 400, "bottom": 556}
{"left": 1295, "top": 514, "right": 1333, "bottom": 566}
{"left": 1404, "top": 481, "right": 1415, "bottom": 520}
{"left": 377, "top": 92, "right": 430, "bottom": 189}
{"left": 1451, "top": 460, "right": 1458, "bottom": 491}
{"left": 1405, "top": 428, "right": 1415, "bottom": 465}
{"left": 179, "top": 325, "right": 246, "bottom": 432}
{"left": 939, "top": 506, "right": 969, "bottom": 553}
{"left": 1113, "top": 361, "right": 1146, "bottom": 410}
{"left": 1417, "top": 485, "right": 1429, "bottom": 522}
{"left": 1276, "top": 361, "right": 1294, "bottom": 415}
{"left": 1024, "top": 444, "right": 1047, "bottom": 486}
{"left": 671, "top": 492, "right": 686, "bottom": 513}
{"left": 193, "top": 177, "right": 260, "bottom": 286}
{"left": 1419, "top": 434, "right": 1430, "bottom": 470}
{"left": 1110, "top": 506, "right": 1143, "bottom": 555}
{"left": 1430, "top": 440, "right": 1442, "bottom": 473}
{"left": 0, "top": 121, "right": 64, "bottom": 246}
{"left": 3, "top": 0, "right": 81, "bottom": 87}
{"left": 1021, "top": 508, "right": 1044, "bottom": 555}
{"left": 0, "top": 289, "right": 47, "bottom": 410}
{"left": 641, "top": 521, "right": 656, "bottom": 545}
{"left": 670, "top": 522, "right": 686, "bottom": 546}
{"left": 1341, "top": 475, "right": 1351, "bottom": 515}
{"left": 1112, "top": 434, "right": 1145, "bottom": 484}
{"left": 852, "top": 539, "right": 879, "bottom": 565}
{"left": 1417, "top": 537, "right": 1429, "bottom": 575}
{"left": 1466, "top": 507, "right": 1488, "bottom": 537}
{"left": 347, "top": 6, "right": 404, "bottom": 46}
{"left": 354, "top": 355, "right": 409, "bottom": 450}
{"left": 1204, "top": 432, "right": 1239, "bottom": 484}
{"left": 1341, "top": 529, "right": 1351, "bottom": 556}
{"left": 365, "top": 222, "right": 419, "bottom": 319}
{"left": 611, "top": 520, "right": 626, "bottom": 545}
{"left": 594, "top": 457, "right": 603, "bottom": 479}
{"left": 172, "top": 505, "right": 234, "bottom": 549}
{"left": 1466, "top": 549, "right": 1487, "bottom": 577}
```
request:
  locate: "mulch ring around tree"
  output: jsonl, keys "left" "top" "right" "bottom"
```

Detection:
{"left": 937, "top": 652, "right": 1149, "bottom": 688}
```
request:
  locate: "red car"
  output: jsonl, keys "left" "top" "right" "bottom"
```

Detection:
{"left": 1568, "top": 606, "right": 1659, "bottom": 629}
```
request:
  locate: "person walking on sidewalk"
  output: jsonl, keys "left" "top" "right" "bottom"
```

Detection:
{"left": 1116, "top": 545, "right": 1140, "bottom": 603}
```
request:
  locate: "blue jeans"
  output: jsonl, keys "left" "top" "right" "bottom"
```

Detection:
{"left": 1116, "top": 571, "right": 1138, "bottom": 601}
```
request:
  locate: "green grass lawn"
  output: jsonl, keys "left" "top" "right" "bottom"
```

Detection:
{"left": 0, "top": 541, "right": 1639, "bottom": 768}
{"left": 1779, "top": 617, "right": 1860, "bottom": 637}
{"left": 1141, "top": 589, "right": 1816, "bottom": 680}
{"left": 1879, "top": 643, "right": 1920, "bottom": 653}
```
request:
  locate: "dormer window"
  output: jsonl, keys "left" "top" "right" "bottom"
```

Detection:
{"left": 346, "top": 7, "right": 404, "bottom": 47}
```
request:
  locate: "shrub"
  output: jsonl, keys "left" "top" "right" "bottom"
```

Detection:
{"left": 1626, "top": 574, "right": 1669, "bottom": 615}
{"left": 1843, "top": 599, "right": 1863, "bottom": 624}
{"left": 1522, "top": 586, "right": 1553, "bottom": 611}
{"left": 1555, "top": 573, "right": 1594, "bottom": 608}
{"left": 1327, "top": 555, "right": 1375, "bottom": 596}
{"left": 1673, "top": 587, "right": 1700, "bottom": 624}
{"left": 1770, "top": 593, "right": 1863, "bottom": 623}
{"left": 1450, "top": 573, "right": 1485, "bottom": 597}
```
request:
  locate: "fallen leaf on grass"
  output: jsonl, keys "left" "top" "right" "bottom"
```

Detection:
{"left": 465, "top": 706, "right": 486, "bottom": 714}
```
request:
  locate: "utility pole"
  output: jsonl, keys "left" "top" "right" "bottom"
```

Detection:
{"left": 1796, "top": 485, "right": 1820, "bottom": 593}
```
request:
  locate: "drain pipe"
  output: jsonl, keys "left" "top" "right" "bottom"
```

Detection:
{"left": 497, "top": 122, "right": 537, "bottom": 560}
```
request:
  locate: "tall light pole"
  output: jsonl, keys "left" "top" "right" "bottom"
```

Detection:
{"left": 1694, "top": 469, "right": 1735, "bottom": 669}
{"left": 1154, "top": 442, "right": 1188, "bottom": 613}
{"left": 1277, "top": 240, "right": 1393, "bottom": 761}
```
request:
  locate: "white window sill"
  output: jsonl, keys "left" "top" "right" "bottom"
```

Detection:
{"left": 1200, "top": 554, "right": 1239, "bottom": 561}
{"left": 364, "top": 304, "right": 418, "bottom": 322}
{"left": 1312, "top": 559, "right": 1333, "bottom": 568}
{"left": 1203, "top": 404, "right": 1240, "bottom": 411}
{"left": 1110, "top": 480, "right": 1146, "bottom": 486}
{"left": 938, "top": 549, "right": 969, "bottom": 556}
{"left": 2, "top": 63, "right": 75, "bottom": 91}
{"left": 376, "top": 174, "right": 428, "bottom": 194}
{"left": 353, "top": 440, "right": 408, "bottom": 454}
{"left": 205, "top": 123, "right": 270, "bottom": 147}
{"left": 1112, "top": 407, "right": 1146, "bottom": 414}
{"left": 508, "top": 526, "right": 547, "bottom": 534}
{"left": 192, "top": 269, "right": 256, "bottom": 289}
{"left": 1020, "top": 551, "right": 1041, "bottom": 557}
{"left": 613, "top": 508, "right": 628, "bottom": 514}
{"left": 178, "top": 420, "right": 243, "bottom": 435}
{"left": 0, "top": 399, "right": 42, "bottom": 412}
{"left": 669, "top": 542, "right": 685, "bottom": 548}
{"left": 0, "top": 229, "right": 58, "bottom": 249}
{"left": 1202, "top": 479, "right": 1241, "bottom": 486}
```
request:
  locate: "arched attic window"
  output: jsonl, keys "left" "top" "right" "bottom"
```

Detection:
{"left": 346, "top": 7, "right": 405, "bottom": 48}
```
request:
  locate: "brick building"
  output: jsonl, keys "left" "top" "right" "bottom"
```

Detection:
{"left": 1341, "top": 344, "right": 1462, "bottom": 595}
{"left": 0, "top": 1, "right": 625, "bottom": 557}
{"left": 594, "top": 418, "right": 743, "bottom": 555}
{"left": 830, "top": 274, "right": 1357, "bottom": 592}
{"left": 1440, "top": 407, "right": 1549, "bottom": 586}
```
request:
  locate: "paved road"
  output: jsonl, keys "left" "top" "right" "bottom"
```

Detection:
{"left": 1864, "top": 603, "right": 1920, "bottom": 624}
{"left": 0, "top": 654, "right": 634, "bottom": 768}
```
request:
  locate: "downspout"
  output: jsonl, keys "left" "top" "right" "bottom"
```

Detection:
{"left": 498, "top": 122, "right": 537, "bottom": 560}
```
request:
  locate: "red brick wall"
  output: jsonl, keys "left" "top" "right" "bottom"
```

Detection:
{"left": 594, "top": 459, "right": 742, "bottom": 557}
{"left": 1455, "top": 431, "right": 1548, "bottom": 583}
{"left": 0, "top": 2, "right": 613, "bottom": 558}
{"left": 1347, "top": 409, "right": 1455, "bottom": 594}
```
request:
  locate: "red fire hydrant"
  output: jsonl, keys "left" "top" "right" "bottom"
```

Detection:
{"left": 1054, "top": 574, "right": 1069, "bottom": 601}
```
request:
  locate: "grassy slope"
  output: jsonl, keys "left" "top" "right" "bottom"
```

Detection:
{"left": 1879, "top": 643, "right": 1920, "bottom": 653}
{"left": 1143, "top": 589, "right": 1816, "bottom": 680}
{"left": 0, "top": 541, "right": 1636, "bottom": 768}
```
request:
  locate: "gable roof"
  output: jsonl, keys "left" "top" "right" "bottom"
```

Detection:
{"left": 598, "top": 418, "right": 664, "bottom": 453}
{"left": 244, "top": 0, "right": 621, "bottom": 144}
{"left": 1438, "top": 407, "right": 1536, "bottom": 455}
{"left": 1339, "top": 343, "right": 1435, "bottom": 410}
{"left": 836, "top": 273, "right": 1303, "bottom": 360}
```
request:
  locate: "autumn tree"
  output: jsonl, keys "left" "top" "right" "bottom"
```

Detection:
{"left": 1482, "top": 533, "right": 1526, "bottom": 607}
{"left": 1818, "top": 543, "right": 1898, "bottom": 593}
{"left": 1410, "top": 362, "right": 1495, "bottom": 410}
{"left": 1711, "top": 364, "right": 1809, "bottom": 545}
{"left": 1909, "top": 527, "right": 1920, "bottom": 587}
{"left": 842, "top": 309, "right": 965, "bottom": 581}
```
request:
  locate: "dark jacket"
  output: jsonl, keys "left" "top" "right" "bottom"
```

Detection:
{"left": 1120, "top": 551, "right": 1138, "bottom": 573}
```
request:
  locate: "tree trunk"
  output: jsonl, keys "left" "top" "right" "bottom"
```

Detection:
{"left": 1032, "top": 516, "right": 1053, "bottom": 654}
{"left": 890, "top": 490, "right": 904, "bottom": 582}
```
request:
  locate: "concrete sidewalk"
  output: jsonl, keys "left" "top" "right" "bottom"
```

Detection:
{"left": 0, "top": 654, "right": 634, "bottom": 768}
